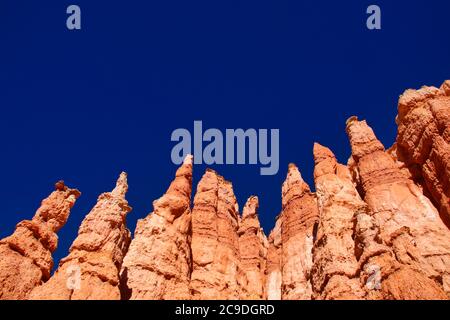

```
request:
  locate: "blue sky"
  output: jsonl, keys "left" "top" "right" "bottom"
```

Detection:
{"left": 1, "top": 0, "right": 450, "bottom": 268}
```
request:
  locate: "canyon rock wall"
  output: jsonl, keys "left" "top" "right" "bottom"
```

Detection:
{"left": 0, "top": 80, "right": 449, "bottom": 300}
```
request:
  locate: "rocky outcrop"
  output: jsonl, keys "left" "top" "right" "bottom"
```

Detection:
{"left": 311, "top": 143, "right": 366, "bottom": 300}
{"left": 120, "top": 156, "right": 193, "bottom": 300}
{"left": 346, "top": 117, "right": 450, "bottom": 299}
{"left": 279, "top": 164, "right": 319, "bottom": 300}
{"left": 28, "top": 173, "right": 131, "bottom": 300}
{"left": 190, "top": 169, "right": 244, "bottom": 299}
{"left": 238, "top": 196, "right": 268, "bottom": 299}
{"left": 0, "top": 182, "right": 80, "bottom": 300}
{"left": 395, "top": 81, "right": 450, "bottom": 227}
{"left": 1, "top": 80, "right": 449, "bottom": 300}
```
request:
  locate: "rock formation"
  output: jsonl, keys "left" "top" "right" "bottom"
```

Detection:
{"left": 1, "top": 81, "right": 449, "bottom": 300}
{"left": 394, "top": 82, "right": 450, "bottom": 227}
{"left": 190, "top": 169, "right": 244, "bottom": 299}
{"left": 265, "top": 217, "right": 282, "bottom": 300}
{"left": 120, "top": 156, "right": 193, "bottom": 300}
{"left": 279, "top": 164, "right": 319, "bottom": 300}
{"left": 311, "top": 143, "right": 366, "bottom": 300}
{"left": 0, "top": 182, "right": 80, "bottom": 299}
{"left": 346, "top": 117, "right": 450, "bottom": 299}
{"left": 238, "top": 196, "right": 268, "bottom": 299}
{"left": 28, "top": 173, "right": 131, "bottom": 300}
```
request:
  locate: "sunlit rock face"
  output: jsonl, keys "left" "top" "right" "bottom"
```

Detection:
{"left": 29, "top": 173, "right": 131, "bottom": 300}
{"left": 120, "top": 157, "right": 193, "bottom": 300}
{"left": 346, "top": 117, "right": 449, "bottom": 299}
{"left": 279, "top": 164, "right": 319, "bottom": 300}
{"left": 0, "top": 182, "right": 80, "bottom": 300}
{"left": 1, "top": 81, "right": 449, "bottom": 300}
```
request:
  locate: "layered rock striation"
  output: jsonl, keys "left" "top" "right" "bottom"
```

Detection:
{"left": 120, "top": 156, "right": 193, "bottom": 300}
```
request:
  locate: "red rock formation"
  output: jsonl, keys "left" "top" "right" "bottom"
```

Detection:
{"left": 120, "top": 156, "right": 193, "bottom": 300}
{"left": 28, "top": 173, "right": 131, "bottom": 300}
{"left": 265, "top": 217, "right": 282, "bottom": 300}
{"left": 238, "top": 196, "right": 268, "bottom": 299}
{"left": 346, "top": 117, "right": 450, "bottom": 299}
{"left": 279, "top": 164, "right": 319, "bottom": 300}
{"left": 1, "top": 81, "right": 449, "bottom": 300}
{"left": 0, "top": 182, "right": 80, "bottom": 300}
{"left": 311, "top": 143, "right": 366, "bottom": 300}
{"left": 190, "top": 169, "right": 243, "bottom": 299}
{"left": 395, "top": 82, "right": 450, "bottom": 227}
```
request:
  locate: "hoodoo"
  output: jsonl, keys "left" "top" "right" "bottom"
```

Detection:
{"left": 0, "top": 81, "right": 449, "bottom": 300}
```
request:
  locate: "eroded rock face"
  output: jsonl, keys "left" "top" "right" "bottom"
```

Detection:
{"left": 238, "top": 196, "right": 268, "bottom": 299}
{"left": 395, "top": 82, "right": 450, "bottom": 227}
{"left": 311, "top": 143, "right": 365, "bottom": 300}
{"left": 265, "top": 217, "right": 282, "bottom": 300}
{"left": 190, "top": 169, "right": 243, "bottom": 299}
{"left": 120, "top": 156, "right": 193, "bottom": 300}
{"left": 279, "top": 164, "right": 319, "bottom": 300}
{"left": 29, "top": 173, "right": 131, "bottom": 300}
{"left": 0, "top": 182, "right": 80, "bottom": 300}
{"left": 346, "top": 117, "right": 450, "bottom": 299}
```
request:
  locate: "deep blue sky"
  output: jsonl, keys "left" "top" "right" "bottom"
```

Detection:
{"left": 1, "top": 0, "right": 450, "bottom": 268}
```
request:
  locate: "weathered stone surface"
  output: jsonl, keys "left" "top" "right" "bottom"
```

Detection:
{"left": 190, "top": 169, "right": 243, "bottom": 299}
{"left": 395, "top": 82, "right": 450, "bottom": 227}
{"left": 0, "top": 182, "right": 80, "bottom": 300}
{"left": 265, "top": 217, "right": 282, "bottom": 300}
{"left": 120, "top": 156, "right": 193, "bottom": 300}
{"left": 346, "top": 117, "right": 450, "bottom": 299}
{"left": 238, "top": 196, "right": 268, "bottom": 299}
{"left": 279, "top": 164, "right": 319, "bottom": 300}
{"left": 311, "top": 143, "right": 365, "bottom": 300}
{"left": 29, "top": 173, "right": 131, "bottom": 300}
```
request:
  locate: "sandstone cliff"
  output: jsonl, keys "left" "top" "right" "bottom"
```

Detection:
{"left": 0, "top": 182, "right": 80, "bottom": 299}
{"left": 0, "top": 81, "right": 449, "bottom": 300}
{"left": 29, "top": 173, "right": 131, "bottom": 300}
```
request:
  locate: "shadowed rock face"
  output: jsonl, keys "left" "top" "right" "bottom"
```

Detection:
{"left": 1, "top": 81, "right": 449, "bottom": 300}
{"left": 29, "top": 173, "right": 131, "bottom": 300}
{"left": 0, "top": 182, "right": 80, "bottom": 300}
{"left": 279, "top": 164, "right": 319, "bottom": 300}
{"left": 120, "top": 156, "right": 193, "bottom": 300}
{"left": 346, "top": 117, "right": 450, "bottom": 299}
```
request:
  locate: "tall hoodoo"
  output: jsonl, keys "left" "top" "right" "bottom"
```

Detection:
{"left": 29, "top": 173, "right": 131, "bottom": 300}
{"left": 311, "top": 143, "right": 366, "bottom": 299}
{"left": 395, "top": 81, "right": 450, "bottom": 227}
{"left": 120, "top": 156, "right": 193, "bottom": 300}
{"left": 346, "top": 117, "right": 450, "bottom": 299}
{"left": 0, "top": 182, "right": 80, "bottom": 300}
{"left": 190, "top": 169, "right": 243, "bottom": 299}
{"left": 279, "top": 164, "right": 319, "bottom": 300}
{"left": 238, "top": 196, "right": 268, "bottom": 299}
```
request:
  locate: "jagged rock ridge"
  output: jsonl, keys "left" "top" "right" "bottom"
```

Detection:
{"left": 0, "top": 80, "right": 449, "bottom": 300}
